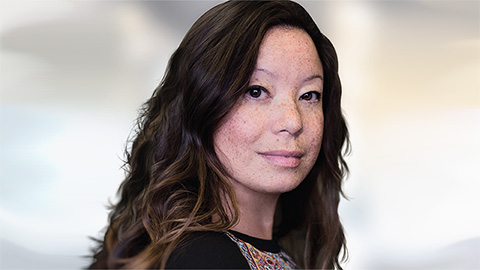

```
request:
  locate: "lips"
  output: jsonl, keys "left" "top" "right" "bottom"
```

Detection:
{"left": 258, "top": 150, "right": 304, "bottom": 168}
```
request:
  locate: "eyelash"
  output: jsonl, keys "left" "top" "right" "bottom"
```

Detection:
{"left": 246, "top": 85, "right": 269, "bottom": 99}
{"left": 299, "top": 91, "right": 322, "bottom": 101}
{"left": 246, "top": 85, "right": 322, "bottom": 102}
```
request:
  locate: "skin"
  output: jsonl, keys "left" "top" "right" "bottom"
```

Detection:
{"left": 214, "top": 27, "right": 324, "bottom": 239}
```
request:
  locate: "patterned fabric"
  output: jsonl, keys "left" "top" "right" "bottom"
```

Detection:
{"left": 225, "top": 231, "right": 298, "bottom": 270}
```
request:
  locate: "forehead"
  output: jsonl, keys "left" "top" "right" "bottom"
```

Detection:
{"left": 261, "top": 26, "right": 315, "bottom": 50}
{"left": 255, "top": 27, "right": 323, "bottom": 77}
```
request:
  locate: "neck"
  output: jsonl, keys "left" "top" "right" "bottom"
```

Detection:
{"left": 228, "top": 185, "right": 280, "bottom": 240}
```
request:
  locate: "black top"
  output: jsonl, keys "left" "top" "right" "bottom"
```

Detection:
{"left": 166, "top": 230, "right": 297, "bottom": 269}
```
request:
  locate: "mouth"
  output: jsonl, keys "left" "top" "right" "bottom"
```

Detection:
{"left": 258, "top": 150, "right": 304, "bottom": 168}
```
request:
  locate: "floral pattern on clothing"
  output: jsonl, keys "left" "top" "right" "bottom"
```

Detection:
{"left": 225, "top": 231, "right": 298, "bottom": 270}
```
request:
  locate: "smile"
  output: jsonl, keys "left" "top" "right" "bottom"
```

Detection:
{"left": 258, "top": 150, "right": 304, "bottom": 168}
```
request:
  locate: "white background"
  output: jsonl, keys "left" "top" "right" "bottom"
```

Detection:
{"left": 1, "top": 1, "right": 479, "bottom": 269}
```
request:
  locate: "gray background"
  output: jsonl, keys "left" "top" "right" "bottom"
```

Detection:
{"left": 1, "top": 1, "right": 479, "bottom": 269}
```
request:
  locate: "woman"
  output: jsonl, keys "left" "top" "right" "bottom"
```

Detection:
{"left": 89, "top": 1, "right": 350, "bottom": 269}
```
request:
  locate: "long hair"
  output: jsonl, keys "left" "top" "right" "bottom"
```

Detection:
{"left": 89, "top": 1, "right": 350, "bottom": 269}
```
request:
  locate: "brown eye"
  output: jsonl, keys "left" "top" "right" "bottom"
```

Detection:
{"left": 300, "top": 91, "right": 321, "bottom": 101}
{"left": 247, "top": 86, "right": 266, "bottom": 98}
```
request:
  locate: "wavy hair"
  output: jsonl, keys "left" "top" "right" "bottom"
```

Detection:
{"left": 89, "top": 1, "right": 350, "bottom": 269}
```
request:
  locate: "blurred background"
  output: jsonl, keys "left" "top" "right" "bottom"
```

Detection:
{"left": 1, "top": 0, "right": 478, "bottom": 269}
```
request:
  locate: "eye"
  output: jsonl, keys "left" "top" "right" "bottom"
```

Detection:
{"left": 300, "top": 91, "right": 321, "bottom": 101}
{"left": 246, "top": 85, "right": 268, "bottom": 99}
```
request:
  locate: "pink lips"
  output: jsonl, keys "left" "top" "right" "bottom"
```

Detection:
{"left": 258, "top": 150, "right": 304, "bottom": 168}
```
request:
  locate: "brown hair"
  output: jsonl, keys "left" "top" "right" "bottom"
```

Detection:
{"left": 89, "top": 1, "right": 350, "bottom": 269}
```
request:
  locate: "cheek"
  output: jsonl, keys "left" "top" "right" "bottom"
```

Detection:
{"left": 214, "top": 108, "right": 261, "bottom": 161}
{"left": 306, "top": 114, "right": 324, "bottom": 153}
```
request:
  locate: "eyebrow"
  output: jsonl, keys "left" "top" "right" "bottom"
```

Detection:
{"left": 303, "top": 74, "right": 324, "bottom": 83}
{"left": 255, "top": 68, "right": 323, "bottom": 83}
{"left": 255, "top": 68, "right": 277, "bottom": 79}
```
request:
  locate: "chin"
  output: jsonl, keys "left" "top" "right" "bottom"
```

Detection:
{"left": 259, "top": 178, "right": 304, "bottom": 195}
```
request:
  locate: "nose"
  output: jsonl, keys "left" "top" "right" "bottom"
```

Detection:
{"left": 271, "top": 98, "right": 303, "bottom": 136}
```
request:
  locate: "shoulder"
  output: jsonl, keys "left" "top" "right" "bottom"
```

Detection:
{"left": 166, "top": 231, "right": 250, "bottom": 269}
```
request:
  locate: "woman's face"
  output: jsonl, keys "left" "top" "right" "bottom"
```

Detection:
{"left": 214, "top": 27, "right": 324, "bottom": 196}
